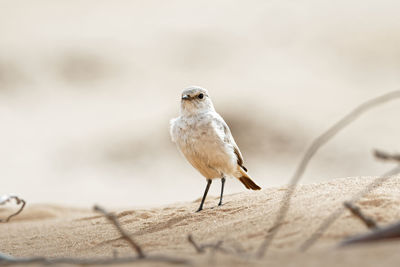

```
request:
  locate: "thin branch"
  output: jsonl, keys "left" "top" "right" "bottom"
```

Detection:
{"left": 0, "top": 253, "right": 16, "bottom": 261}
{"left": 187, "top": 234, "right": 249, "bottom": 260}
{"left": 256, "top": 90, "right": 400, "bottom": 258}
{"left": 343, "top": 201, "right": 378, "bottom": 229}
{"left": 374, "top": 150, "right": 400, "bottom": 163}
{"left": 93, "top": 205, "right": 145, "bottom": 258}
{"left": 0, "top": 206, "right": 190, "bottom": 265}
{"left": 188, "top": 234, "right": 205, "bottom": 253}
{"left": 299, "top": 165, "right": 400, "bottom": 251}
{"left": 187, "top": 234, "right": 230, "bottom": 254}
{"left": 0, "top": 254, "right": 188, "bottom": 265}
{"left": 0, "top": 195, "right": 26, "bottom": 223}
{"left": 339, "top": 220, "right": 400, "bottom": 247}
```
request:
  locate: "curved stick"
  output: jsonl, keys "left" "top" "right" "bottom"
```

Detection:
{"left": 0, "top": 195, "right": 26, "bottom": 223}
{"left": 257, "top": 90, "right": 400, "bottom": 258}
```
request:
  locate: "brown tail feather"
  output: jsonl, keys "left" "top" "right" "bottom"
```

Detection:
{"left": 239, "top": 176, "right": 261, "bottom": 190}
{"left": 238, "top": 167, "right": 261, "bottom": 190}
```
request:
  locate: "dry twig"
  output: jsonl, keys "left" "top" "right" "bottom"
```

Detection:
{"left": 256, "top": 90, "right": 400, "bottom": 258}
{"left": 374, "top": 150, "right": 400, "bottom": 163}
{"left": 339, "top": 198, "right": 400, "bottom": 247}
{"left": 299, "top": 165, "right": 400, "bottom": 251}
{"left": 188, "top": 234, "right": 205, "bottom": 253}
{"left": 93, "top": 205, "right": 145, "bottom": 258}
{"left": 188, "top": 235, "right": 234, "bottom": 265}
{"left": 187, "top": 233, "right": 253, "bottom": 263}
{"left": 187, "top": 234, "right": 229, "bottom": 255}
{"left": 0, "top": 195, "right": 26, "bottom": 223}
{"left": 0, "top": 254, "right": 188, "bottom": 265}
{"left": 343, "top": 201, "right": 378, "bottom": 229}
{"left": 339, "top": 220, "right": 400, "bottom": 247}
{"left": 0, "top": 205, "right": 189, "bottom": 266}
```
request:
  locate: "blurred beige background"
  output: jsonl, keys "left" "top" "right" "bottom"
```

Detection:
{"left": 1, "top": 0, "right": 399, "bottom": 207}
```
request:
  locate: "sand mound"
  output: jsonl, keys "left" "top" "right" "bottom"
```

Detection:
{"left": 1, "top": 176, "right": 400, "bottom": 266}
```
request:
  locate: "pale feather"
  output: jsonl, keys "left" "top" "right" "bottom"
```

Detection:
{"left": 170, "top": 111, "right": 240, "bottom": 179}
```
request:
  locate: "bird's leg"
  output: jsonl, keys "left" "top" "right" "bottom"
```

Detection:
{"left": 196, "top": 179, "right": 212, "bottom": 212}
{"left": 218, "top": 177, "right": 226, "bottom": 206}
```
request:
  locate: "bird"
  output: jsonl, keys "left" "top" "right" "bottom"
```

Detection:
{"left": 170, "top": 86, "right": 261, "bottom": 212}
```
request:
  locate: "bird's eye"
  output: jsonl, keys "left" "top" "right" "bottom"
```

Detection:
{"left": 198, "top": 93, "right": 204, "bottom": 99}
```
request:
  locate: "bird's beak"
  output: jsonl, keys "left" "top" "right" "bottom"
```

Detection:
{"left": 181, "top": 95, "right": 191, "bottom": 100}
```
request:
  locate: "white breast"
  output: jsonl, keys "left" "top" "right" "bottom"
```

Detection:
{"left": 170, "top": 112, "right": 237, "bottom": 179}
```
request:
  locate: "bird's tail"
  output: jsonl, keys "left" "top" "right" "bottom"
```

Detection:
{"left": 237, "top": 167, "right": 261, "bottom": 190}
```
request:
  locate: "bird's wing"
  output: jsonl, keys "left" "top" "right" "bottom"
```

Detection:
{"left": 212, "top": 113, "right": 247, "bottom": 171}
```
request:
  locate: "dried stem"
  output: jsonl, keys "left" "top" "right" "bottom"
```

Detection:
{"left": 93, "top": 205, "right": 145, "bottom": 258}
{"left": 0, "top": 195, "right": 26, "bottom": 223}
{"left": 188, "top": 234, "right": 205, "bottom": 253}
{"left": 0, "top": 254, "right": 188, "bottom": 265}
{"left": 299, "top": 165, "right": 400, "bottom": 252}
{"left": 257, "top": 90, "right": 400, "bottom": 258}
{"left": 0, "top": 205, "right": 189, "bottom": 265}
{"left": 340, "top": 220, "right": 400, "bottom": 247}
{"left": 187, "top": 234, "right": 234, "bottom": 256}
{"left": 343, "top": 201, "right": 378, "bottom": 229}
{"left": 374, "top": 150, "right": 400, "bottom": 163}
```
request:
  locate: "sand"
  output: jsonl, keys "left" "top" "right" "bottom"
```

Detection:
{"left": 1, "top": 176, "right": 400, "bottom": 266}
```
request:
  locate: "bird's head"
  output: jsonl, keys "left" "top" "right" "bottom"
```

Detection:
{"left": 180, "top": 86, "right": 215, "bottom": 115}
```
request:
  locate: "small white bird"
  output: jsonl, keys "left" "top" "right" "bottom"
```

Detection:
{"left": 170, "top": 86, "right": 261, "bottom": 212}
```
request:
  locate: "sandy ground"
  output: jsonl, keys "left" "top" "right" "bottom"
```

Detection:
{"left": 1, "top": 176, "right": 400, "bottom": 266}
